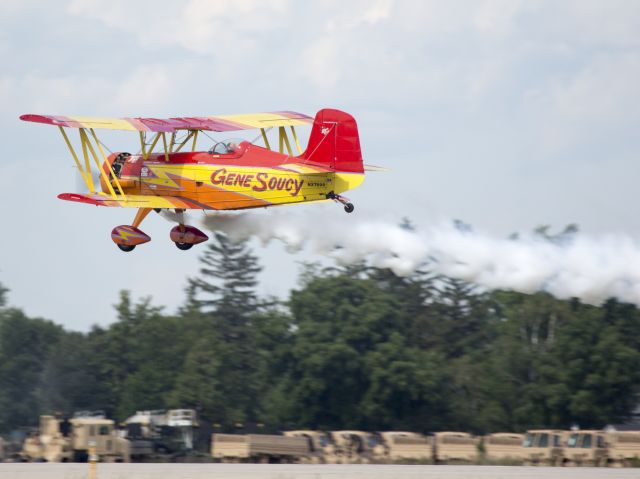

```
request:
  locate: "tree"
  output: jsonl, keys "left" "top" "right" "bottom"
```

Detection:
{"left": 554, "top": 300, "right": 640, "bottom": 427}
{"left": 464, "top": 291, "right": 575, "bottom": 431}
{"left": 0, "top": 309, "right": 63, "bottom": 431}
{"left": 280, "top": 273, "right": 408, "bottom": 429}
{"left": 36, "top": 331, "right": 104, "bottom": 415}
{"left": 0, "top": 282, "right": 7, "bottom": 308}
{"left": 174, "top": 233, "right": 264, "bottom": 426}
{"left": 361, "top": 332, "right": 450, "bottom": 431}
{"left": 169, "top": 326, "right": 234, "bottom": 424}
{"left": 188, "top": 232, "right": 261, "bottom": 320}
{"left": 86, "top": 291, "right": 180, "bottom": 419}
{"left": 414, "top": 277, "right": 494, "bottom": 359}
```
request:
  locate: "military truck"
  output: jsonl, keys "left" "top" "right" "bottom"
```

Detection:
{"left": 283, "top": 430, "right": 335, "bottom": 463}
{"left": 211, "top": 433, "right": 310, "bottom": 463}
{"left": 21, "top": 414, "right": 130, "bottom": 463}
{"left": 522, "top": 429, "right": 565, "bottom": 466}
{"left": 124, "top": 409, "right": 198, "bottom": 459}
{"left": 329, "top": 430, "right": 381, "bottom": 463}
{"left": 563, "top": 430, "right": 607, "bottom": 466}
{"left": 374, "top": 432, "right": 433, "bottom": 463}
{"left": 432, "top": 432, "right": 479, "bottom": 463}
{"left": 605, "top": 430, "right": 640, "bottom": 466}
{"left": 482, "top": 433, "right": 525, "bottom": 463}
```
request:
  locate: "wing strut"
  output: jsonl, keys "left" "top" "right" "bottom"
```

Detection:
{"left": 89, "top": 128, "right": 125, "bottom": 196}
{"left": 290, "top": 126, "right": 302, "bottom": 154}
{"left": 278, "top": 126, "right": 293, "bottom": 155}
{"left": 57, "top": 126, "right": 126, "bottom": 199}
{"left": 260, "top": 128, "right": 271, "bottom": 150}
{"left": 139, "top": 132, "right": 162, "bottom": 160}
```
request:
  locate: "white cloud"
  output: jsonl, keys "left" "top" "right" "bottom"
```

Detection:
{"left": 362, "top": 0, "right": 393, "bottom": 25}
{"left": 300, "top": 38, "right": 341, "bottom": 90}
{"left": 551, "top": 54, "right": 640, "bottom": 121}
{"left": 10, "top": 65, "right": 175, "bottom": 116}
{"left": 0, "top": 76, "right": 12, "bottom": 103}
{"left": 523, "top": 52, "right": 640, "bottom": 152}
{"left": 113, "top": 64, "right": 173, "bottom": 112}
{"left": 539, "top": 0, "right": 640, "bottom": 49}
{"left": 472, "top": 0, "right": 528, "bottom": 36}
{"left": 67, "top": 0, "right": 289, "bottom": 58}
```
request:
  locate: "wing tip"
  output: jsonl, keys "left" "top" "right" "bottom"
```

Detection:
{"left": 58, "top": 193, "right": 105, "bottom": 206}
{"left": 20, "top": 114, "right": 65, "bottom": 127}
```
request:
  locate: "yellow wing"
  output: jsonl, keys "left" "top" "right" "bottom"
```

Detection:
{"left": 20, "top": 111, "right": 312, "bottom": 132}
{"left": 58, "top": 193, "right": 213, "bottom": 210}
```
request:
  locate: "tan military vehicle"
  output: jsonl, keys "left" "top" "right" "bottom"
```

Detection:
{"left": 329, "top": 430, "right": 380, "bottom": 463}
{"left": 564, "top": 430, "right": 607, "bottom": 466}
{"left": 482, "top": 433, "right": 525, "bottom": 463}
{"left": 20, "top": 433, "right": 42, "bottom": 461}
{"left": 22, "top": 415, "right": 74, "bottom": 462}
{"left": 211, "top": 433, "right": 310, "bottom": 463}
{"left": 432, "top": 432, "right": 479, "bottom": 463}
{"left": 124, "top": 408, "right": 199, "bottom": 459}
{"left": 283, "top": 430, "right": 335, "bottom": 463}
{"left": 373, "top": 432, "right": 433, "bottom": 463}
{"left": 21, "top": 414, "right": 130, "bottom": 463}
{"left": 522, "top": 429, "right": 565, "bottom": 466}
{"left": 605, "top": 430, "right": 640, "bottom": 466}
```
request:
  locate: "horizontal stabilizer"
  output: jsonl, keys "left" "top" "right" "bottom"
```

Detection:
{"left": 364, "top": 164, "right": 389, "bottom": 172}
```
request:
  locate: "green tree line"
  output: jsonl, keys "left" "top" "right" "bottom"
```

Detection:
{"left": 1, "top": 232, "right": 639, "bottom": 436}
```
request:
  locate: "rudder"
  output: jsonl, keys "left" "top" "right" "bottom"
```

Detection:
{"left": 300, "top": 109, "right": 363, "bottom": 173}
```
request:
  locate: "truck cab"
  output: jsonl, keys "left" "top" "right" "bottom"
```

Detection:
{"left": 522, "top": 429, "right": 565, "bottom": 466}
{"left": 564, "top": 430, "right": 607, "bottom": 466}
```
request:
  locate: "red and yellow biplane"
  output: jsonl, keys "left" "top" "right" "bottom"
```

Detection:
{"left": 20, "top": 108, "right": 365, "bottom": 251}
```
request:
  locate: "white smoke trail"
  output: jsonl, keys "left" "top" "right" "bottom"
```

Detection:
{"left": 158, "top": 209, "right": 190, "bottom": 224}
{"left": 201, "top": 210, "right": 640, "bottom": 306}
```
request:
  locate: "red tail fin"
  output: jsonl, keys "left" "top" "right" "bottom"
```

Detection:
{"left": 300, "top": 109, "right": 363, "bottom": 173}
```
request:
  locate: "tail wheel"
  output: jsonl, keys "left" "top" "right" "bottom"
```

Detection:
{"left": 175, "top": 242, "right": 193, "bottom": 250}
{"left": 117, "top": 244, "right": 136, "bottom": 252}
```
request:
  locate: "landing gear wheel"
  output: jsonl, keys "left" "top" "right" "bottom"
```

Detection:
{"left": 344, "top": 203, "right": 354, "bottom": 213}
{"left": 117, "top": 244, "right": 136, "bottom": 252}
{"left": 175, "top": 242, "right": 194, "bottom": 250}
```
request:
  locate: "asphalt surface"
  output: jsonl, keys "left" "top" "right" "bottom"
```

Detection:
{"left": 1, "top": 464, "right": 639, "bottom": 479}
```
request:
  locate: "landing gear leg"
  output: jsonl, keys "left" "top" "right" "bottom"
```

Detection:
{"left": 132, "top": 208, "right": 153, "bottom": 229}
{"left": 327, "top": 192, "right": 355, "bottom": 213}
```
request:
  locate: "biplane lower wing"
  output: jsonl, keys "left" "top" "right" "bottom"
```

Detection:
{"left": 58, "top": 193, "right": 215, "bottom": 210}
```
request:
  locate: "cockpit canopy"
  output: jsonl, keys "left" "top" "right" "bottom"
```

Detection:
{"left": 209, "top": 140, "right": 242, "bottom": 155}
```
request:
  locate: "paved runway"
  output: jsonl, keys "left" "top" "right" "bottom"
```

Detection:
{"left": 1, "top": 464, "right": 639, "bottom": 479}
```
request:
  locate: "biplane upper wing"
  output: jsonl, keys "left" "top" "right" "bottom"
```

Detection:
{"left": 19, "top": 111, "right": 312, "bottom": 132}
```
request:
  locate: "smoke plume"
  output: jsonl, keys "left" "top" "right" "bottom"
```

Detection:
{"left": 202, "top": 210, "right": 640, "bottom": 306}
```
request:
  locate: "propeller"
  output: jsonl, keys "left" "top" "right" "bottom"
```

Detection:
{"left": 74, "top": 166, "right": 102, "bottom": 193}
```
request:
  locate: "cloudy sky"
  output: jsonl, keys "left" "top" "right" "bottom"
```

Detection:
{"left": 2, "top": 1, "right": 640, "bottom": 330}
